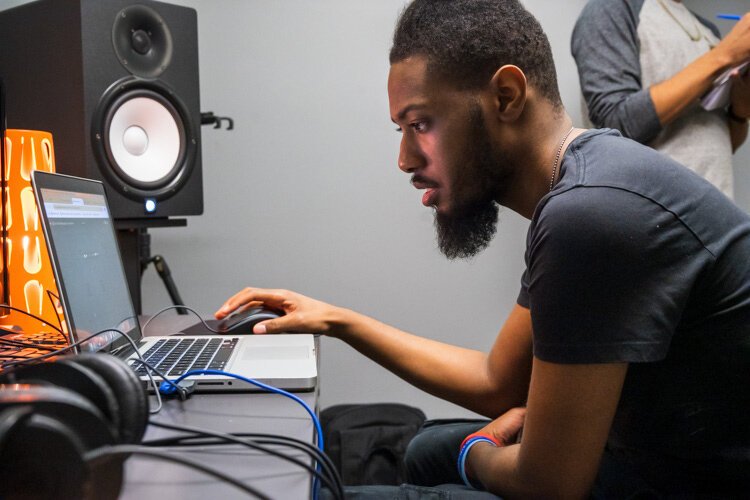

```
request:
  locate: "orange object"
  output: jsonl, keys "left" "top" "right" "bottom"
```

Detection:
{"left": 1, "top": 129, "right": 64, "bottom": 335}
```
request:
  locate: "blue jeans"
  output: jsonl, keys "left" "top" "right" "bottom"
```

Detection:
{"left": 321, "top": 419, "right": 500, "bottom": 499}
{"left": 322, "top": 418, "right": 730, "bottom": 499}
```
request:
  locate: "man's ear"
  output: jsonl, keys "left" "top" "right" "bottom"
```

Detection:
{"left": 489, "top": 65, "right": 527, "bottom": 122}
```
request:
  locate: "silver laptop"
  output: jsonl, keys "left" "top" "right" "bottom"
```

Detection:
{"left": 31, "top": 170, "right": 316, "bottom": 392}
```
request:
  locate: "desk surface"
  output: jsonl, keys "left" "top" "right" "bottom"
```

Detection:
{"left": 121, "top": 315, "right": 319, "bottom": 499}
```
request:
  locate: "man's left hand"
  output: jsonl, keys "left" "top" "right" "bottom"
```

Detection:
{"left": 476, "top": 406, "right": 526, "bottom": 446}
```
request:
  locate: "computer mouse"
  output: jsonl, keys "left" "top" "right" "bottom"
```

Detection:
{"left": 217, "top": 307, "right": 282, "bottom": 335}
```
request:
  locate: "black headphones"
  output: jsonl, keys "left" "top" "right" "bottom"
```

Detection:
{"left": 0, "top": 353, "right": 148, "bottom": 499}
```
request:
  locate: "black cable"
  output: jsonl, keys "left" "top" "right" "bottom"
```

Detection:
{"left": 146, "top": 437, "right": 343, "bottom": 500}
{"left": 148, "top": 431, "right": 343, "bottom": 499}
{"left": 145, "top": 431, "right": 341, "bottom": 487}
{"left": 142, "top": 304, "right": 322, "bottom": 341}
{"left": 0, "top": 338, "right": 58, "bottom": 351}
{"left": 147, "top": 431, "right": 340, "bottom": 482}
{"left": 141, "top": 304, "right": 226, "bottom": 334}
{"left": 0, "top": 304, "right": 65, "bottom": 335}
{"left": 144, "top": 432, "right": 344, "bottom": 500}
{"left": 146, "top": 433, "right": 339, "bottom": 495}
{"left": 0, "top": 325, "right": 166, "bottom": 409}
{"left": 0, "top": 325, "right": 143, "bottom": 369}
{"left": 0, "top": 353, "right": 38, "bottom": 359}
{"left": 84, "top": 445, "right": 271, "bottom": 499}
{"left": 0, "top": 329, "right": 104, "bottom": 370}
{"left": 0, "top": 321, "right": 339, "bottom": 496}
{"left": 2, "top": 328, "right": 134, "bottom": 373}
{"left": 97, "top": 333, "right": 338, "bottom": 495}
{"left": 128, "top": 357, "right": 191, "bottom": 401}
{"left": 0, "top": 341, "right": 76, "bottom": 370}
{"left": 0, "top": 292, "right": 71, "bottom": 350}
{"left": 0, "top": 79, "right": 8, "bottom": 307}
{"left": 0, "top": 302, "right": 70, "bottom": 360}
{"left": 0, "top": 321, "right": 338, "bottom": 496}
{"left": 44, "top": 289, "right": 67, "bottom": 339}
{"left": 127, "top": 344, "right": 340, "bottom": 497}
{"left": 147, "top": 419, "right": 342, "bottom": 498}
{"left": 128, "top": 357, "right": 172, "bottom": 385}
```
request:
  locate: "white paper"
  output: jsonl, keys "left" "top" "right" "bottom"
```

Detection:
{"left": 700, "top": 60, "right": 750, "bottom": 111}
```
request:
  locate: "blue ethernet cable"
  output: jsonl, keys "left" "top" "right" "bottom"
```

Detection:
{"left": 160, "top": 369, "right": 324, "bottom": 500}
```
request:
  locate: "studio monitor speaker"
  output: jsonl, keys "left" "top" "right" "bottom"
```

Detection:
{"left": 0, "top": 0, "right": 203, "bottom": 220}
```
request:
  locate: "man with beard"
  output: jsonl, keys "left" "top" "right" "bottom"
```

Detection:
{"left": 216, "top": 0, "right": 750, "bottom": 498}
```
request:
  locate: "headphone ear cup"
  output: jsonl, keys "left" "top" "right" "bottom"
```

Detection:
{"left": 69, "top": 353, "right": 149, "bottom": 444}
{"left": 4, "top": 358, "right": 122, "bottom": 441}
{"left": 0, "top": 385, "right": 121, "bottom": 500}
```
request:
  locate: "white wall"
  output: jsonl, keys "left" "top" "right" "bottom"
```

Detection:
{"left": 1, "top": 0, "right": 748, "bottom": 418}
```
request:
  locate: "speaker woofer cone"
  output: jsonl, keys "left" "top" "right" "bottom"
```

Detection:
{"left": 92, "top": 78, "right": 197, "bottom": 202}
{"left": 107, "top": 90, "right": 184, "bottom": 187}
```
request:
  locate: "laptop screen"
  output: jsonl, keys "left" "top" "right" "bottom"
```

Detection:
{"left": 32, "top": 171, "right": 140, "bottom": 354}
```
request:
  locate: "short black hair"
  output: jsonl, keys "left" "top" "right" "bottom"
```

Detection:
{"left": 390, "top": 0, "right": 562, "bottom": 108}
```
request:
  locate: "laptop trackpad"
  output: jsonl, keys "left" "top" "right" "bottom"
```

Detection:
{"left": 241, "top": 345, "right": 309, "bottom": 360}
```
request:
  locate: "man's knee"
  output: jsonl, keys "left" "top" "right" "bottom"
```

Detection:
{"left": 403, "top": 425, "right": 433, "bottom": 471}
{"left": 404, "top": 420, "right": 489, "bottom": 486}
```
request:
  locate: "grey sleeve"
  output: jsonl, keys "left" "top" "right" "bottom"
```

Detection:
{"left": 571, "top": 0, "right": 662, "bottom": 143}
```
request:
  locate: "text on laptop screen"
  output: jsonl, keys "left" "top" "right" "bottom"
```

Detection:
{"left": 41, "top": 187, "right": 138, "bottom": 351}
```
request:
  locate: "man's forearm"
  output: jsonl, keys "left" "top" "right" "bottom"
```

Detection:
{"left": 465, "top": 442, "right": 569, "bottom": 498}
{"left": 332, "top": 308, "right": 527, "bottom": 416}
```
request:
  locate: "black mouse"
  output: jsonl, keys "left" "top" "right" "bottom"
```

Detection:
{"left": 217, "top": 307, "right": 282, "bottom": 335}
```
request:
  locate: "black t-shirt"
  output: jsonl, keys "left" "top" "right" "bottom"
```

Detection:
{"left": 518, "top": 129, "right": 750, "bottom": 494}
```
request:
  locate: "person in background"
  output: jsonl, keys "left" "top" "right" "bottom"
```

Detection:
{"left": 572, "top": 0, "right": 750, "bottom": 198}
{"left": 219, "top": 0, "right": 750, "bottom": 497}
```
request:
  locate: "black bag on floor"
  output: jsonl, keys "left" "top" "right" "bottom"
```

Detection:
{"left": 321, "top": 403, "right": 426, "bottom": 486}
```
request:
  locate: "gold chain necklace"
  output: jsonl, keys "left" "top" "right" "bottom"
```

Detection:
{"left": 549, "top": 127, "right": 575, "bottom": 191}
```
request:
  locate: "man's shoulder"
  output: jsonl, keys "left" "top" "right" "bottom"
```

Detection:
{"left": 538, "top": 129, "right": 750, "bottom": 256}
{"left": 564, "top": 128, "right": 688, "bottom": 192}
{"left": 537, "top": 181, "right": 662, "bottom": 245}
{"left": 576, "top": 0, "right": 645, "bottom": 26}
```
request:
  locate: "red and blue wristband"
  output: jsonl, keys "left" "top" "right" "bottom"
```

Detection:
{"left": 457, "top": 432, "right": 504, "bottom": 489}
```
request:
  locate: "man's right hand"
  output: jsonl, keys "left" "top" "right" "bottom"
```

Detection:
{"left": 215, "top": 287, "right": 348, "bottom": 335}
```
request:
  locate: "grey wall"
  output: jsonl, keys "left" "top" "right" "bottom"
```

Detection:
{"left": 148, "top": 0, "right": 531, "bottom": 419}
{"left": 145, "top": 0, "right": 750, "bottom": 418}
{"left": 144, "top": 0, "right": 585, "bottom": 419}
{"left": 1, "top": 0, "right": 748, "bottom": 418}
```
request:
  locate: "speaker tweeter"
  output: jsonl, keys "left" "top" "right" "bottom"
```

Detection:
{"left": 112, "top": 4, "right": 174, "bottom": 78}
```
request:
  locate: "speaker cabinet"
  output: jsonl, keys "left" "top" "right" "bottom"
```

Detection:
{"left": 0, "top": 0, "right": 203, "bottom": 220}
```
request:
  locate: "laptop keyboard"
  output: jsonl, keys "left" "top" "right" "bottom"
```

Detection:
{"left": 131, "top": 337, "right": 239, "bottom": 377}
